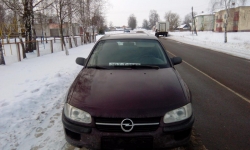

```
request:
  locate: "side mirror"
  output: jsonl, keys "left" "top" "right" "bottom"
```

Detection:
{"left": 171, "top": 57, "right": 182, "bottom": 65}
{"left": 76, "top": 57, "right": 86, "bottom": 66}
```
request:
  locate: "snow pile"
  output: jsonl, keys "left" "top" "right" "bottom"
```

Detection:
{"left": 167, "top": 31, "right": 250, "bottom": 60}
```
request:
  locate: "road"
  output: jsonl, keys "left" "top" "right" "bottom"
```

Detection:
{"left": 159, "top": 37, "right": 250, "bottom": 150}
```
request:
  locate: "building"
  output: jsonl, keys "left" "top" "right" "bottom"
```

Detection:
{"left": 34, "top": 22, "right": 81, "bottom": 37}
{"left": 214, "top": 6, "right": 250, "bottom": 32}
{"left": 177, "top": 24, "right": 190, "bottom": 31}
{"left": 194, "top": 13, "right": 215, "bottom": 31}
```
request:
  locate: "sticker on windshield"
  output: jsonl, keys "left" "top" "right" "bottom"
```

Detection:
{"left": 109, "top": 62, "right": 141, "bottom": 66}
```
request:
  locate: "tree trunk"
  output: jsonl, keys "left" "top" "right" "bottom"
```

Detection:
{"left": 68, "top": 0, "right": 76, "bottom": 48}
{"left": 60, "top": 24, "right": 64, "bottom": 51}
{"left": 224, "top": 23, "right": 228, "bottom": 43}
{"left": 0, "top": 40, "right": 5, "bottom": 65}
{"left": 17, "top": 14, "right": 26, "bottom": 58}
{"left": 224, "top": 15, "right": 228, "bottom": 43}
{"left": 224, "top": 1, "right": 229, "bottom": 43}
{"left": 31, "top": 0, "right": 36, "bottom": 51}
{"left": 60, "top": 23, "right": 69, "bottom": 55}
{"left": 92, "top": 28, "right": 95, "bottom": 42}
{"left": 24, "top": 0, "right": 29, "bottom": 52}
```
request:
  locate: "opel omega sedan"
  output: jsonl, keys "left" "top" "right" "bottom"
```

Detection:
{"left": 62, "top": 33, "right": 194, "bottom": 149}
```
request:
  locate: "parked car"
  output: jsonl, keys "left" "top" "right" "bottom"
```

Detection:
{"left": 136, "top": 30, "right": 144, "bottom": 33}
{"left": 124, "top": 29, "right": 130, "bottom": 33}
{"left": 62, "top": 33, "right": 194, "bottom": 149}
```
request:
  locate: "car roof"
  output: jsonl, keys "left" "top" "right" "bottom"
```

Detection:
{"left": 99, "top": 33, "right": 158, "bottom": 40}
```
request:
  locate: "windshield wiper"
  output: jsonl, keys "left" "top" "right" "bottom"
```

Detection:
{"left": 87, "top": 66, "right": 108, "bottom": 69}
{"left": 113, "top": 65, "right": 159, "bottom": 69}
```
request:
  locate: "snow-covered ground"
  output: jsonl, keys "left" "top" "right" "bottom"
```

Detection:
{"left": 0, "top": 37, "right": 102, "bottom": 149}
{"left": 166, "top": 31, "right": 250, "bottom": 60}
{"left": 0, "top": 31, "right": 249, "bottom": 150}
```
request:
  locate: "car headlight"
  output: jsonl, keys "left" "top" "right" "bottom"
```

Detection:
{"left": 64, "top": 103, "right": 92, "bottom": 124}
{"left": 163, "top": 103, "right": 192, "bottom": 123}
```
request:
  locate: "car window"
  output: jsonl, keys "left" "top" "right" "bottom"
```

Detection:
{"left": 87, "top": 39, "right": 169, "bottom": 68}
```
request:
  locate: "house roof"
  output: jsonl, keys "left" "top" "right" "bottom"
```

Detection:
{"left": 215, "top": 6, "right": 250, "bottom": 13}
{"left": 177, "top": 24, "right": 188, "bottom": 29}
{"left": 195, "top": 12, "right": 215, "bottom": 17}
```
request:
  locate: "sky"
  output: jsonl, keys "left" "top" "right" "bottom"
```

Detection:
{"left": 106, "top": 0, "right": 211, "bottom": 27}
{"left": 106, "top": 0, "right": 250, "bottom": 27}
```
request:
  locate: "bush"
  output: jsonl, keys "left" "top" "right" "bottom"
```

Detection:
{"left": 99, "top": 29, "right": 105, "bottom": 35}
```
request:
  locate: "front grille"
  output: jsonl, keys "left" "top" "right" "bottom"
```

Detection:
{"left": 95, "top": 117, "right": 160, "bottom": 133}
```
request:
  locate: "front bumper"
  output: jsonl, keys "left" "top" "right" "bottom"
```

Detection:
{"left": 62, "top": 114, "right": 194, "bottom": 149}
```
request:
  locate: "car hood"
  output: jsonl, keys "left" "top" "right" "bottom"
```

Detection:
{"left": 68, "top": 68, "right": 188, "bottom": 118}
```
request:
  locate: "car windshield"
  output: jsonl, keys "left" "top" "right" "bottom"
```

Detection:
{"left": 87, "top": 39, "right": 169, "bottom": 69}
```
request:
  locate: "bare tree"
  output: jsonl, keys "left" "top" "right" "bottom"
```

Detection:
{"left": 3, "top": 0, "right": 51, "bottom": 55}
{"left": 142, "top": 19, "right": 150, "bottom": 30}
{"left": 75, "top": 0, "right": 106, "bottom": 43}
{"left": 109, "top": 21, "right": 113, "bottom": 28}
{"left": 0, "top": 4, "right": 5, "bottom": 43}
{"left": 210, "top": 0, "right": 248, "bottom": 43}
{"left": 164, "top": 11, "right": 181, "bottom": 31}
{"left": 2, "top": 0, "right": 26, "bottom": 58}
{"left": 52, "top": 0, "right": 70, "bottom": 55}
{"left": 67, "top": 0, "right": 77, "bottom": 48}
{"left": 128, "top": 14, "right": 137, "bottom": 30}
{"left": 76, "top": 0, "right": 87, "bottom": 43}
{"left": 183, "top": 12, "right": 197, "bottom": 25}
{"left": 90, "top": 0, "right": 106, "bottom": 41}
{"left": 149, "top": 10, "right": 159, "bottom": 29}
{"left": 0, "top": 4, "right": 5, "bottom": 24}
{"left": 36, "top": 0, "right": 51, "bottom": 44}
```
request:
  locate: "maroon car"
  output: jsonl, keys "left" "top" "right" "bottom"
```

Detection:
{"left": 62, "top": 33, "right": 194, "bottom": 149}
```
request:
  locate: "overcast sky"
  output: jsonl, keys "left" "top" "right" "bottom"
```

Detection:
{"left": 106, "top": 0, "right": 250, "bottom": 27}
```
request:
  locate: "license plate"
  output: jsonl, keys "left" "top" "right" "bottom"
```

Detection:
{"left": 101, "top": 136, "right": 153, "bottom": 150}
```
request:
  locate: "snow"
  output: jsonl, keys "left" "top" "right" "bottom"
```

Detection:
{"left": 177, "top": 24, "right": 187, "bottom": 29}
{"left": 195, "top": 12, "right": 214, "bottom": 17}
{"left": 0, "top": 30, "right": 249, "bottom": 150}
{"left": 166, "top": 31, "right": 250, "bottom": 60}
{"left": 0, "top": 36, "right": 103, "bottom": 150}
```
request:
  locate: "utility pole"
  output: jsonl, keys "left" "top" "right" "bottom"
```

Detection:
{"left": 192, "top": 7, "right": 198, "bottom": 36}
